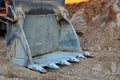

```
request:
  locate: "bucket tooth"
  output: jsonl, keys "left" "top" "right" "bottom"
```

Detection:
{"left": 69, "top": 57, "right": 80, "bottom": 63}
{"left": 39, "top": 67, "right": 47, "bottom": 73}
{"left": 59, "top": 60, "right": 71, "bottom": 66}
{"left": 48, "top": 63, "right": 60, "bottom": 69}
{"left": 28, "top": 64, "right": 47, "bottom": 73}
{"left": 83, "top": 52, "right": 91, "bottom": 57}
{"left": 77, "top": 54, "right": 85, "bottom": 58}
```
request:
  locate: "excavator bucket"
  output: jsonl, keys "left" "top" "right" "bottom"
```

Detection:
{"left": 7, "top": 0, "right": 91, "bottom": 73}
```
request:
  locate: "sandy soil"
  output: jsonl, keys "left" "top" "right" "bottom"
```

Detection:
{"left": 67, "top": 0, "right": 120, "bottom": 51}
{"left": 0, "top": 0, "right": 120, "bottom": 80}
{"left": 0, "top": 46, "right": 120, "bottom": 80}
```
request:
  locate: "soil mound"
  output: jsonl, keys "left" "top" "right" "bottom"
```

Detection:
{"left": 67, "top": 0, "right": 120, "bottom": 51}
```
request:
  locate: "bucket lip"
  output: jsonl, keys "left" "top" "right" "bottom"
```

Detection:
{"left": 26, "top": 14, "right": 57, "bottom": 16}
{"left": 15, "top": 0, "right": 65, "bottom": 9}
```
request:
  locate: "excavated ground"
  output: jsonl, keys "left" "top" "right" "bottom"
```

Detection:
{"left": 0, "top": 43, "right": 120, "bottom": 80}
{"left": 67, "top": 0, "right": 120, "bottom": 51}
{"left": 0, "top": 0, "right": 120, "bottom": 80}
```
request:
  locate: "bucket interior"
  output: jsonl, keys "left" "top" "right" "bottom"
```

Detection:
{"left": 23, "top": 15, "right": 60, "bottom": 56}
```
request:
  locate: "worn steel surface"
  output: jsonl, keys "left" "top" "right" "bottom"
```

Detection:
{"left": 7, "top": 0, "right": 91, "bottom": 73}
{"left": 23, "top": 15, "right": 59, "bottom": 56}
{"left": 15, "top": 0, "right": 65, "bottom": 15}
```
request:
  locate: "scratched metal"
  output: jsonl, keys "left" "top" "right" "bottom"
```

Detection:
{"left": 9, "top": 0, "right": 88, "bottom": 71}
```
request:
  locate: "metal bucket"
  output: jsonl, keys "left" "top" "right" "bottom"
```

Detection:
{"left": 8, "top": 0, "right": 91, "bottom": 72}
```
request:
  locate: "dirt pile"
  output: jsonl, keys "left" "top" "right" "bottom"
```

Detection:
{"left": 67, "top": 0, "right": 120, "bottom": 51}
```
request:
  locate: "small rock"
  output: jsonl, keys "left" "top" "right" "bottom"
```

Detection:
{"left": 110, "top": 62, "right": 117, "bottom": 73}
{"left": 98, "top": 47, "right": 102, "bottom": 50}
{"left": 0, "top": 76, "right": 5, "bottom": 80}
{"left": 112, "top": 3, "right": 120, "bottom": 12}
{"left": 71, "top": 69, "right": 75, "bottom": 72}
{"left": 116, "top": 12, "right": 120, "bottom": 27}
{"left": 108, "top": 47, "right": 112, "bottom": 51}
